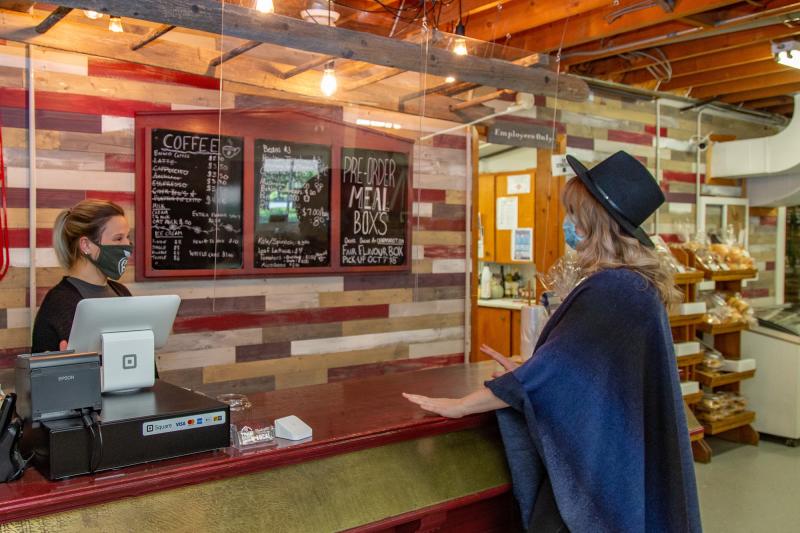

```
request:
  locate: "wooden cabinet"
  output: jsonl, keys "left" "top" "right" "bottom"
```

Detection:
{"left": 477, "top": 171, "right": 535, "bottom": 265}
{"left": 476, "top": 306, "right": 522, "bottom": 360}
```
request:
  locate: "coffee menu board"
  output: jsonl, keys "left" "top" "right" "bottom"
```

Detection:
{"left": 253, "top": 140, "right": 331, "bottom": 268}
{"left": 340, "top": 148, "right": 409, "bottom": 267}
{"left": 150, "top": 129, "right": 244, "bottom": 270}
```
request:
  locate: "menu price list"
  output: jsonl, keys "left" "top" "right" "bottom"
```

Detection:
{"left": 150, "top": 129, "right": 244, "bottom": 270}
{"left": 253, "top": 140, "right": 332, "bottom": 268}
{"left": 340, "top": 148, "right": 408, "bottom": 267}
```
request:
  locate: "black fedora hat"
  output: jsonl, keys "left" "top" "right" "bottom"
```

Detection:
{"left": 566, "top": 151, "right": 664, "bottom": 248}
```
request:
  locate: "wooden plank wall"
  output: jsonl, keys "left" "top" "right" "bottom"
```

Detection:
{"left": 0, "top": 41, "right": 469, "bottom": 393}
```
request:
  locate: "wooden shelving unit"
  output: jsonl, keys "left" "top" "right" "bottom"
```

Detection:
{"left": 670, "top": 247, "right": 759, "bottom": 462}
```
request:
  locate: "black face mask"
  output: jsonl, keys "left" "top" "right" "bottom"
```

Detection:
{"left": 86, "top": 243, "right": 132, "bottom": 280}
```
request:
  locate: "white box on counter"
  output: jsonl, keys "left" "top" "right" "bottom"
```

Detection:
{"left": 720, "top": 359, "right": 756, "bottom": 373}
{"left": 674, "top": 341, "right": 701, "bottom": 357}
{"left": 681, "top": 381, "right": 700, "bottom": 396}
{"left": 674, "top": 302, "right": 707, "bottom": 316}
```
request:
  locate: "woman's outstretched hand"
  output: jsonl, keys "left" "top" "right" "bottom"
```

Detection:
{"left": 480, "top": 344, "right": 519, "bottom": 378}
{"left": 402, "top": 393, "right": 465, "bottom": 418}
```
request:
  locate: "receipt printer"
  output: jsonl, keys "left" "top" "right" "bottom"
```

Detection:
{"left": 15, "top": 352, "right": 102, "bottom": 422}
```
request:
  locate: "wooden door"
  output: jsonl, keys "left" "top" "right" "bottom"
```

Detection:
{"left": 476, "top": 307, "right": 512, "bottom": 359}
{"left": 494, "top": 171, "right": 535, "bottom": 264}
{"left": 478, "top": 174, "right": 496, "bottom": 262}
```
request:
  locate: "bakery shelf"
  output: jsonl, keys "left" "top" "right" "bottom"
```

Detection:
{"left": 670, "top": 314, "right": 705, "bottom": 328}
{"left": 696, "top": 369, "right": 756, "bottom": 388}
{"left": 683, "top": 391, "right": 703, "bottom": 405}
{"left": 702, "top": 410, "right": 755, "bottom": 436}
{"left": 703, "top": 269, "right": 758, "bottom": 282}
{"left": 677, "top": 353, "right": 704, "bottom": 368}
{"left": 674, "top": 271, "right": 705, "bottom": 285}
{"left": 697, "top": 322, "right": 749, "bottom": 335}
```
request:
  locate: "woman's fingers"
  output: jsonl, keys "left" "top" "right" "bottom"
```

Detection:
{"left": 480, "top": 344, "right": 518, "bottom": 370}
{"left": 59, "top": 340, "right": 68, "bottom": 351}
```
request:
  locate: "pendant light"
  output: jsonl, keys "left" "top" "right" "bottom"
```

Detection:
{"left": 108, "top": 16, "right": 124, "bottom": 33}
{"left": 255, "top": 0, "right": 275, "bottom": 14}
{"left": 84, "top": 10, "right": 102, "bottom": 20}
{"left": 452, "top": 0, "right": 468, "bottom": 56}
{"left": 321, "top": 61, "right": 337, "bottom": 97}
{"left": 445, "top": 76, "right": 456, "bottom": 83}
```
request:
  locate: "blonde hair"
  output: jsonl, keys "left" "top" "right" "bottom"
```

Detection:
{"left": 562, "top": 178, "right": 680, "bottom": 306}
{"left": 53, "top": 200, "right": 126, "bottom": 269}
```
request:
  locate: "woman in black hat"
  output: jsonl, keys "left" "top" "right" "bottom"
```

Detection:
{"left": 404, "top": 151, "right": 701, "bottom": 533}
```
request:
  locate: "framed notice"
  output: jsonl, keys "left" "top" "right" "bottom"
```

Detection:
{"left": 512, "top": 228, "right": 533, "bottom": 262}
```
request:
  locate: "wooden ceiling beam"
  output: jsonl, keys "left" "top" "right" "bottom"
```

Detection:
{"left": 767, "top": 103, "right": 795, "bottom": 114}
{"left": 720, "top": 81, "right": 800, "bottom": 103}
{"left": 691, "top": 69, "right": 800, "bottom": 99}
{"left": 457, "top": 0, "right": 610, "bottom": 44}
{"left": 509, "top": 0, "right": 741, "bottom": 53}
{"left": 344, "top": 67, "right": 404, "bottom": 91}
{"left": 571, "top": 23, "right": 800, "bottom": 77}
{"left": 659, "top": 60, "right": 790, "bottom": 91}
{"left": 621, "top": 42, "right": 775, "bottom": 86}
{"left": 744, "top": 95, "right": 794, "bottom": 108}
{"left": 0, "top": 1, "right": 35, "bottom": 13}
{"left": 51, "top": 0, "right": 589, "bottom": 100}
{"left": 131, "top": 24, "right": 176, "bottom": 51}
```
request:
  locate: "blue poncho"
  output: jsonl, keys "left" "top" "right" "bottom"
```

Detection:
{"left": 486, "top": 268, "right": 701, "bottom": 532}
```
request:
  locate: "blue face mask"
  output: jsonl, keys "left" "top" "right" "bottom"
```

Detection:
{"left": 563, "top": 217, "right": 584, "bottom": 250}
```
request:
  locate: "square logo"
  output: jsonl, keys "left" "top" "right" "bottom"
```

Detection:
{"left": 123, "top": 354, "right": 137, "bottom": 370}
{"left": 146, "top": 424, "right": 154, "bottom": 432}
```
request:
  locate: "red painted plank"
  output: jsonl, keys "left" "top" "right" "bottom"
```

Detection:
{"left": 432, "top": 134, "right": 466, "bottom": 150}
{"left": 88, "top": 58, "right": 221, "bottom": 91}
{"left": 411, "top": 217, "right": 466, "bottom": 231}
{"left": 644, "top": 125, "right": 668, "bottom": 137}
{"left": 173, "top": 304, "right": 390, "bottom": 333}
{"left": 0, "top": 347, "right": 30, "bottom": 369}
{"left": 424, "top": 245, "right": 466, "bottom": 259}
{"left": 566, "top": 135, "right": 594, "bottom": 150}
{"left": 742, "top": 288, "right": 769, "bottom": 298}
{"left": 0, "top": 88, "right": 170, "bottom": 117}
{"left": 663, "top": 170, "right": 702, "bottom": 184}
{"left": 608, "top": 130, "right": 653, "bottom": 146}
{"left": 658, "top": 233, "right": 683, "bottom": 244}
{"left": 664, "top": 192, "right": 696, "bottom": 204}
{"left": 432, "top": 203, "right": 465, "bottom": 219}
{"left": 178, "top": 295, "right": 265, "bottom": 316}
{"left": 414, "top": 189, "right": 447, "bottom": 203}
{"left": 6, "top": 188, "right": 134, "bottom": 208}
{"left": 7, "top": 228, "right": 53, "bottom": 248}
{"left": 766, "top": 261, "right": 775, "bottom": 271}
{"left": 1, "top": 107, "right": 102, "bottom": 133}
{"left": 758, "top": 216, "right": 777, "bottom": 226}
{"left": 105, "top": 153, "right": 135, "bottom": 173}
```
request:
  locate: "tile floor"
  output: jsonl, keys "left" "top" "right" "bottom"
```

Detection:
{"left": 696, "top": 436, "right": 800, "bottom": 532}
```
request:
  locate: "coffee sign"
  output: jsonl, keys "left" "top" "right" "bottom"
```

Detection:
{"left": 488, "top": 121, "right": 554, "bottom": 148}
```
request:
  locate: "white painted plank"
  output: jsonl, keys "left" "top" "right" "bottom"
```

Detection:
{"left": 389, "top": 299, "right": 465, "bottom": 317}
{"left": 291, "top": 326, "right": 464, "bottom": 356}
{"left": 432, "top": 259, "right": 466, "bottom": 274}
{"left": 412, "top": 202, "right": 433, "bottom": 218}
{"left": 264, "top": 292, "right": 320, "bottom": 311}
{"left": 101, "top": 116, "right": 135, "bottom": 133}
{"left": 10, "top": 248, "right": 59, "bottom": 268}
{"left": 0, "top": 46, "right": 88, "bottom": 76}
{"left": 157, "top": 346, "right": 236, "bottom": 371}
{"left": 161, "top": 328, "right": 262, "bottom": 353}
{"left": 7, "top": 167, "right": 135, "bottom": 191}
{"left": 6, "top": 308, "right": 30, "bottom": 329}
{"left": 409, "top": 339, "right": 465, "bottom": 359}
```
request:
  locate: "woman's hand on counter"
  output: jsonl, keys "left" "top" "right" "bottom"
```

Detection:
{"left": 480, "top": 344, "right": 519, "bottom": 378}
{"left": 59, "top": 340, "right": 67, "bottom": 351}
{"left": 403, "top": 388, "right": 509, "bottom": 419}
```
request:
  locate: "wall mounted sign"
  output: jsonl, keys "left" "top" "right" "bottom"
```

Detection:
{"left": 488, "top": 121, "right": 555, "bottom": 149}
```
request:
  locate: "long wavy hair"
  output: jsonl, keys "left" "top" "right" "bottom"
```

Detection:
{"left": 562, "top": 177, "right": 680, "bottom": 307}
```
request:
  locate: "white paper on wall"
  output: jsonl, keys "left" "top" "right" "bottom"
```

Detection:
{"left": 507, "top": 174, "right": 531, "bottom": 195}
{"left": 496, "top": 196, "right": 518, "bottom": 230}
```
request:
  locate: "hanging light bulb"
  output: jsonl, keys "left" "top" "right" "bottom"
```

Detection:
{"left": 84, "top": 10, "right": 102, "bottom": 20}
{"left": 452, "top": 0, "right": 468, "bottom": 56}
{"left": 108, "top": 16, "right": 124, "bottom": 33}
{"left": 255, "top": 0, "right": 275, "bottom": 13}
{"left": 445, "top": 75, "right": 456, "bottom": 83}
{"left": 320, "top": 61, "right": 337, "bottom": 97}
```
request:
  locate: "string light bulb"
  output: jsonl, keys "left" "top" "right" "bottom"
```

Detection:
{"left": 320, "top": 61, "right": 337, "bottom": 97}
{"left": 452, "top": 0, "right": 468, "bottom": 56}
{"left": 255, "top": 0, "right": 275, "bottom": 13}
{"left": 108, "top": 16, "right": 124, "bottom": 33}
{"left": 84, "top": 10, "right": 102, "bottom": 20}
{"left": 445, "top": 75, "right": 456, "bottom": 83}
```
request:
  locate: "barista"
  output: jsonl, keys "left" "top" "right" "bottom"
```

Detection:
{"left": 31, "top": 200, "right": 132, "bottom": 353}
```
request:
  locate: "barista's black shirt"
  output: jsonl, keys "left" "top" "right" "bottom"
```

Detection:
{"left": 31, "top": 277, "right": 131, "bottom": 354}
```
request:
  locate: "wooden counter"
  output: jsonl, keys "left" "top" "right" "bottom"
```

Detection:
{"left": 0, "top": 363, "right": 516, "bottom": 532}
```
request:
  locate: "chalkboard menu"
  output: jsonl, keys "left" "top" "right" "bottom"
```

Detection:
{"left": 253, "top": 140, "right": 331, "bottom": 268}
{"left": 340, "top": 148, "right": 408, "bottom": 267}
{"left": 150, "top": 128, "right": 244, "bottom": 270}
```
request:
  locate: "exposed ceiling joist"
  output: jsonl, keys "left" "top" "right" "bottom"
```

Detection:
{"left": 345, "top": 67, "right": 404, "bottom": 91}
{"left": 661, "top": 60, "right": 789, "bottom": 92}
{"left": 692, "top": 69, "right": 800, "bottom": 99}
{"left": 511, "top": 0, "right": 741, "bottom": 53}
{"left": 130, "top": 23, "right": 176, "bottom": 51}
{"left": 50, "top": 0, "right": 589, "bottom": 100}
{"left": 744, "top": 95, "right": 794, "bottom": 108}
{"left": 767, "top": 103, "right": 795, "bottom": 114}
{"left": 721, "top": 81, "right": 800, "bottom": 103}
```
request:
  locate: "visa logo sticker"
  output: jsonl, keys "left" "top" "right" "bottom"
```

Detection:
{"left": 142, "top": 411, "right": 226, "bottom": 436}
